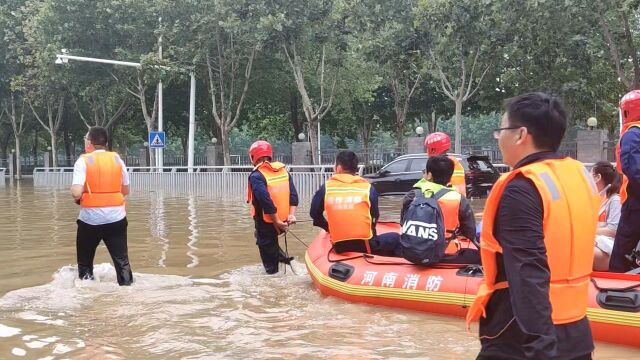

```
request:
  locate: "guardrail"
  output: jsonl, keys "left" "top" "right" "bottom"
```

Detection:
{"left": 32, "top": 165, "right": 349, "bottom": 200}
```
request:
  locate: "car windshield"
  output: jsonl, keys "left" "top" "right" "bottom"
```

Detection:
{"left": 382, "top": 159, "right": 409, "bottom": 173}
{"left": 409, "top": 158, "right": 427, "bottom": 172}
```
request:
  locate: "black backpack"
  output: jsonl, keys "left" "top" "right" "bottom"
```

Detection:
{"left": 400, "top": 188, "right": 450, "bottom": 265}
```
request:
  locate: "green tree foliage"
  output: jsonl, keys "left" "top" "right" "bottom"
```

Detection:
{"left": 0, "top": 0, "right": 637, "bottom": 170}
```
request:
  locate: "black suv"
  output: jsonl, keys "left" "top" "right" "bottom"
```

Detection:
{"left": 363, "top": 154, "right": 500, "bottom": 198}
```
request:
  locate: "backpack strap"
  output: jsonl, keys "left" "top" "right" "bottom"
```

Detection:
{"left": 433, "top": 188, "right": 452, "bottom": 200}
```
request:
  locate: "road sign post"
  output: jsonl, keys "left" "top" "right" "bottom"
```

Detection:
{"left": 149, "top": 131, "right": 166, "bottom": 149}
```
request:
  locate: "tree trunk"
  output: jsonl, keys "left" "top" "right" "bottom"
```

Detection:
{"left": 290, "top": 91, "right": 302, "bottom": 140}
{"left": 14, "top": 136, "right": 21, "bottom": 180}
{"left": 307, "top": 118, "right": 319, "bottom": 165}
{"left": 220, "top": 127, "right": 231, "bottom": 166}
{"left": 395, "top": 109, "right": 405, "bottom": 153}
{"left": 63, "top": 126, "right": 72, "bottom": 165}
{"left": 50, "top": 131, "right": 58, "bottom": 168}
{"left": 32, "top": 128, "right": 38, "bottom": 162}
{"left": 454, "top": 98, "right": 463, "bottom": 154}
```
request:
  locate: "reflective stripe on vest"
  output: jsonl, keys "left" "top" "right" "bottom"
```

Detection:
{"left": 325, "top": 174, "right": 373, "bottom": 247}
{"left": 80, "top": 151, "right": 125, "bottom": 208}
{"left": 616, "top": 123, "right": 640, "bottom": 203}
{"left": 416, "top": 181, "right": 461, "bottom": 236}
{"left": 246, "top": 161, "right": 291, "bottom": 223}
{"left": 466, "top": 158, "right": 600, "bottom": 328}
{"left": 448, "top": 156, "right": 467, "bottom": 197}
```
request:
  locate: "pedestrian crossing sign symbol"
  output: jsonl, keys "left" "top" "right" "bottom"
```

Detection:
{"left": 148, "top": 131, "right": 166, "bottom": 149}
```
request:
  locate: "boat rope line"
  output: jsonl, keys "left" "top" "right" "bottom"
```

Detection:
{"left": 286, "top": 230, "right": 309, "bottom": 248}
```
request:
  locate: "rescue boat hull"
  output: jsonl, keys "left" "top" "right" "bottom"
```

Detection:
{"left": 305, "top": 222, "right": 640, "bottom": 349}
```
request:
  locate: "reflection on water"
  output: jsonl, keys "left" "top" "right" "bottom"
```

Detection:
{"left": 0, "top": 183, "right": 635, "bottom": 359}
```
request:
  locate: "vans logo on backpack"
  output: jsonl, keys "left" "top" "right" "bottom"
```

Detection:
{"left": 401, "top": 221, "right": 439, "bottom": 240}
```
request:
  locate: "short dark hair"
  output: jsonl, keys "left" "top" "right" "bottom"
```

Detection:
{"left": 504, "top": 92, "right": 567, "bottom": 152}
{"left": 426, "top": 155, "right": 454, "bottom": 186}
{"left": 336, "top": 150, "right": 359, "bottom": 173}
{"left": 592, "top": 161, "right": 621, "bottom": 197}
{"left": 87, "top": 126, "right": 108, "bottom": 147}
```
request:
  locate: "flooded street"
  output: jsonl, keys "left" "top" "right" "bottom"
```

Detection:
{"left": 0, "top": 182, "right": 635, "bottom": 359}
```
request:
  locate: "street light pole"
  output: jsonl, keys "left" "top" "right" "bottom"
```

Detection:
{"left": 54, "top": 51, "right": 196, "bottom": 172}
{"left": 157, "top": 17, "right": 164, "bottom": 169}
{"left": 187, "top": 72, "right": 196, "bottom": 172}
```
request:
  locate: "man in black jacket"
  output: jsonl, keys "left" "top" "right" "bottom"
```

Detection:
{"left": 470, "top": 93, "right": 596, "bottom": 360}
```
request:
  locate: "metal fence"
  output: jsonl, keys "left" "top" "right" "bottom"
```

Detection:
{"left": 32, "top": 165, "right": 344, "bottom": 200}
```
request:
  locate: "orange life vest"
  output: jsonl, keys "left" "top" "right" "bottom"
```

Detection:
{"left": 466, "top": 158, "right": 600, "bottom": 328}
{"left": 597, "top": 196, "right": 610, "bottom": 225}
{"left": 616, "top": 122, "right": 640, "bottom": 203}
{"left": 246, "top": 161, "right": 291, "bottom": 223}
{"left": 449, "top": 156, "right": 467, "bottom": 197}
{"left": 325, "top": 173, "right": 373, "bottom": 252}
{"left": 80, "top": 151, "right": 125, "bottom": 208}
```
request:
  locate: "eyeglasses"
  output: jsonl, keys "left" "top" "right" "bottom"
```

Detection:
{"left": 492, "top": 126, "right": 521, "bottom": 139}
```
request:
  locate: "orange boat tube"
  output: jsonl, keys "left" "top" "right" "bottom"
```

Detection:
{"left": 305, "top": 222, "right": 640, "bottom": 348}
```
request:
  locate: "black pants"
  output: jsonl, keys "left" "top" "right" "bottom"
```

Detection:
{"left": 254, "top": 219, "right": 291, "bottom": 274}
{"left": 76, "top": 217, "right": 133, "bottom": 286}
{"left": 610, "top": 199, "right": 640, "bottom": 272}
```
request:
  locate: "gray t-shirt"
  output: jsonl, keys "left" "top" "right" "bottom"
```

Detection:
{"left": 599, "top": 194, "right": 621, "bottom": 231}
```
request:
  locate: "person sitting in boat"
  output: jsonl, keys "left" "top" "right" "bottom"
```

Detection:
{"left": 592, "top": 161, "right": 622, "bottom": 271}
{"left": 309, "top": 150, "right": 399, "bottom": 255}
{"left": 401, "top": 155, "right": 476, "bottom": 243}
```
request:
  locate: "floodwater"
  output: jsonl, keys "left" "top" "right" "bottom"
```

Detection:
{"left": 0, "top": 181, "right": 635, "bottom": 359}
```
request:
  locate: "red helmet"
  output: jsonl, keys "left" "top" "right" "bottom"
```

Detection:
{"left": 424, "top": 132, "right": 451, "bottom": 156}
{"left": 620, "top": 90, "right": 640, "bottom": 126}
{"left": 249, "top": 140, "right": 273, "bottom": 164}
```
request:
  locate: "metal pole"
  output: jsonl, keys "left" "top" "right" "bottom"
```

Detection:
{"left": 187, "top": 72, "right": 196, "bottom": 172}
{"left": 157, "top": 17, "right": 164, "bottom": 169}
{"left": 56, "top": 54, "right": 141, "bottom": 68}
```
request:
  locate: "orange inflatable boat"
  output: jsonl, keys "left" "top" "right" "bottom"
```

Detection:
{"left": 305, "top": 222, "right": 640, "bottom": 348}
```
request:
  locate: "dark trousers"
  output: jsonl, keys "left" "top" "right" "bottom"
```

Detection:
{"left": 254, "top": 219, "right": 290, "bottom": 274}
{"left": 369, "top": 232, "right": 402, "bottom": 256}
{"left": 76, "top": 217, "right": 133, "bottom": 286}
{"left": 610, "top": 199, "right": 640, "bottom": 272}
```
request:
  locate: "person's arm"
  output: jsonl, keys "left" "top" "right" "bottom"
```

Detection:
{"left": 620, "top": 128, "right": 640, "bottom": 188}
{"left": 249, "top": 172, "right": 287, "bottom": 232}
{"left": 597, "top": 195, "right": 621, "bottom": 237}
{"left": 288, "top": 172, "right": 299, "bottom": 224}
{"left": 70, "top": 158, "right": 86, "bottom": 201}
{"left": 400, "top": 190, "right": 417, "bottom": 223}
{"left": 249, "top": 172, "right": 277, "bottom": 214}
{"left": 369, "top": 186, "right": 379, "bottom": 224}
{"left": 457, "top": 197, "right": 476, "bottom": 241}
{"left": 119, "top": 155, "right": 130, "bottom": 196}
{"left": 495, "top": 176, "right": 558, "bottom": 359}
{"left": 309, "top": 185, "right": 329, "bottom": 232}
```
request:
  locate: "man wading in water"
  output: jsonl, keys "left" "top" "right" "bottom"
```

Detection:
{"left": 70, "top": 126, "right": 133, "bottom": 286}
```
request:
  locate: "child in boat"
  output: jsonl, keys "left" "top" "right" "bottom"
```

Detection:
{"left": 401, "top": 156, "right": 477, "bottom": 241}
{"left": 400, "top": 155, "right": 479, "bottom": 264}
{"left": 592, "top": 161, "right": 622, "bottom": 271}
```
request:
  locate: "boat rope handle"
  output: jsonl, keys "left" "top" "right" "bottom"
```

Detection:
{"left": 590, "top": 278, "right": 640, "bottom": 292}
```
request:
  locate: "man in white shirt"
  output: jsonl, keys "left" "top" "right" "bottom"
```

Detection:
{"left": 70, "top": 126, "right": 133, "bottom": 286}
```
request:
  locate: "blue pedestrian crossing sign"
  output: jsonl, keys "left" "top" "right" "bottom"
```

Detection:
{"left": 148, "top": 131, "right": 166, "bottom": 149}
